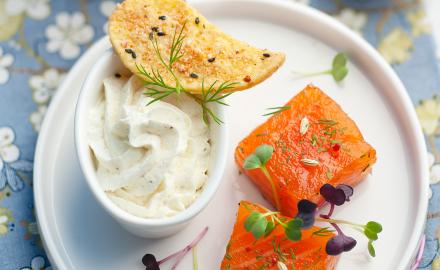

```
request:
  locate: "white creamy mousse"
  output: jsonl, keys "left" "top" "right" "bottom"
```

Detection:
{"left": 88, "top": 75, "right": 211, "bottom": 218}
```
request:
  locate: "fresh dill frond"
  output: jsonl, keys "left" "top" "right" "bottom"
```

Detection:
{"left": 190, "top": 80, "right": 238, "bottom": 125}
{"left": 136, "top": 21, "right": 236, "bottom": 125}
{"left": 262, "top": 106, "right": 291, "bottom": 116}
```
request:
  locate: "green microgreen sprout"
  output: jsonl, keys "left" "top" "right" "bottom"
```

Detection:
{"left": 243, "top": 183, "right": 383, "bottom": 258}
{"left": 263, "top": 106, "right": 291, "bottom": 116}
{"left": 243, "top": 144, "right": 281, "bottom": 210}
{"left": 292, "top": 52, "right": 349, "bottom": 82}
{"left": 136, "top": 22, "right": 237, "bottom": 125}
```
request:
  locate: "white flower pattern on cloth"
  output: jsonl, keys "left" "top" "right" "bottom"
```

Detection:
{"left": 0, "top": 127, "right": 32, "bottom": 191}
{"left": 5, "top": 0, "right": 50, "bottom": 20}
{"left": 0, "top": 127, "right": 19, "bottom": 173}
{"left": 29, "top": 106, "right": 47, "bottom": 132}
{"left": 45, "top": 12, "right": 94, "bottom": 60}
{"left": 100, "top": 1, "right": 117, "bottom": 33}
{"left": 21, "top": 255, "right": 52, "bottom": 270}
{"left": 407, "top": 9, "right": 431, "bottom": 37}
{"left": 416, "top": 95, "right": 440, "bottom": 135}
{"left": 428, "top": 152, "right": 440, "bottom": 199}
{"left": 29, "top": 69, "right": 65, "bottom": 104}
{"left": 378, "top": 28, "right": 413, "bottom": 65}
{"left": 334, "top": 8, "right": 367, "bottom": 36}
{"left": 0, "top": 46, "right": 14, "bottom": 85}
{"left": 0, "top": 207, "right": 12, "bottom": 235}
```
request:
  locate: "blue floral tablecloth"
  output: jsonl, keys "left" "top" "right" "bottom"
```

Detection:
{"left": 0, "top": 0, "right": 439, "bottom": 269}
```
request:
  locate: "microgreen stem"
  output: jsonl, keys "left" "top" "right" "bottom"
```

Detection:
{"left": 158, "top": 227, "right": 208, "bottom": 268}
{"left": 272, "top": 215, "right": 288, "bottom": 228}
{"left": 315, "top": 217, "right": 364, "bottom": 229}
{"left": 260, "top": 165, "right": 281, "bottom": 211}
{"left": 193, "top": 245, "right": 198, "bottom": 270}
{"left": 292, "top": 70, "right": 331, "bottom": 78}
{"left": 330, "top": 223, "right": 344, "bottom": 235}
{"left": 320, "top": 203, "right": 335, "bottom": 219}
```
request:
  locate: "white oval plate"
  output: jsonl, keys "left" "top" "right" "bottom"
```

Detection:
{"left": 34, "top": 0, "right": 428, "bottom": 269}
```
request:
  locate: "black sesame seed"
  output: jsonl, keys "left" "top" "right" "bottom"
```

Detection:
{"left": 190, "top": 73, "right": 199, "bottom": 78}
{"left": 208, "top": 57, "right": 216, "bottom": 63}
{"left": 159, "top": 15, "right": 166, "bottom": 20}
{"left": 263, "top": 53, "right": 271, "bottom": 57}
{"left": 124, "top": 48, "right": 133, "bottom": 54}
{"left": 115, "top": 73, "right": 121, "bottom": 78}
{"left": 195, "top": 17, "right": 200, "bottom": 24}
{"left": 151, "top": 27, "right": 159, "bottom": 32}
{"left": 124, "top": 48, "right": 137, "bottom": 59}
{"left": 157, "top": 32, "right": 166, "bottom": 36}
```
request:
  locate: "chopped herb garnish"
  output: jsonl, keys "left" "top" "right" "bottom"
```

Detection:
{"left": 311, "top": 134, "right": 318, "bottom": 146}
{"left": 325, "top": 129, "right": 337, "bottom": 136}
{"left": 326, "top": 171, "right": 334, "bottom": 179}
{"left": 312, "top": 227, "right": 335, "bottom": 237}
{"left": 263, "top": 106, "right": 291, "bottom": 116}
{"left": 318, "top": 119, "right": 338, "bottom": 126}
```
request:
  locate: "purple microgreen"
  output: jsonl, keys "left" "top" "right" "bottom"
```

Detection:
{"left": 326, "top": 233, "right": 357, "bottom": 256}
{"left": 142, "top": 254, "right": 160, "bottom": 270}
{"left": 320, "top": 184, "right": 346, "bottom": 206}
{"left": 336, "top": 184, "right": 353, "bottom": 201}
{"left": 295, "top": 199, "right": 317, "bottom": 229}
{"left": 142, "top": 227, "right": 208, "bottom": 270}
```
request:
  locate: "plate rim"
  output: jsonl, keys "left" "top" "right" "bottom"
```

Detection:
{"left": 33, "top": 0, "right": 429, "bottom": 269}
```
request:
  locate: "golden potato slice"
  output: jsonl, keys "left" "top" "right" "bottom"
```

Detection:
{"left": 109, "top": 0, "right": 285, "bottom": 94}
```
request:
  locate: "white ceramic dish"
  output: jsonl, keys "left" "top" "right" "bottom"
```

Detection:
{"left": 74, "top": 51, "right": 228, "bottom": 238}
{"left": 34, "top": 0, "right": 428, "bottom": 269}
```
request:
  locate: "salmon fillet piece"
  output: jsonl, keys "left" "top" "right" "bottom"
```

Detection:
{"left": 235, "top": 85, "right": 376, "bottom": 217}
{"left": 220, "top": 201, "right": 338, "bottom": 270}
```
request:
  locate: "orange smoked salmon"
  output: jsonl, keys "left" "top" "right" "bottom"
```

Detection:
{"left": 220, "top": 201, "right": 338, "bottom": 270}
{"left": 235, "top": 85, "right": 376, "bottom": 217}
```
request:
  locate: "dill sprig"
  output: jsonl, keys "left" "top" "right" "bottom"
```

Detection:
{"left": 263, "top": 106, "right": 291, "bottom": 116}
{"left": 190, "top": 80, "right": 238, "bottom": 125}
{"left": 136, "top": 21, "right": 236, "bottom": 125}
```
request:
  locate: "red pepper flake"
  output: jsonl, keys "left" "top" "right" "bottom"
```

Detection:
{"left": 332, "top": 143, "right": 341, "bottom": 152}
{"left": 271, "top": 257, "right": 278, "bottom": 264}
{"left": 243, "top": 75, "right": 251, "bottom": 82}
{"left": 245, "top": 247, "right": 252, "bottom": 252}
